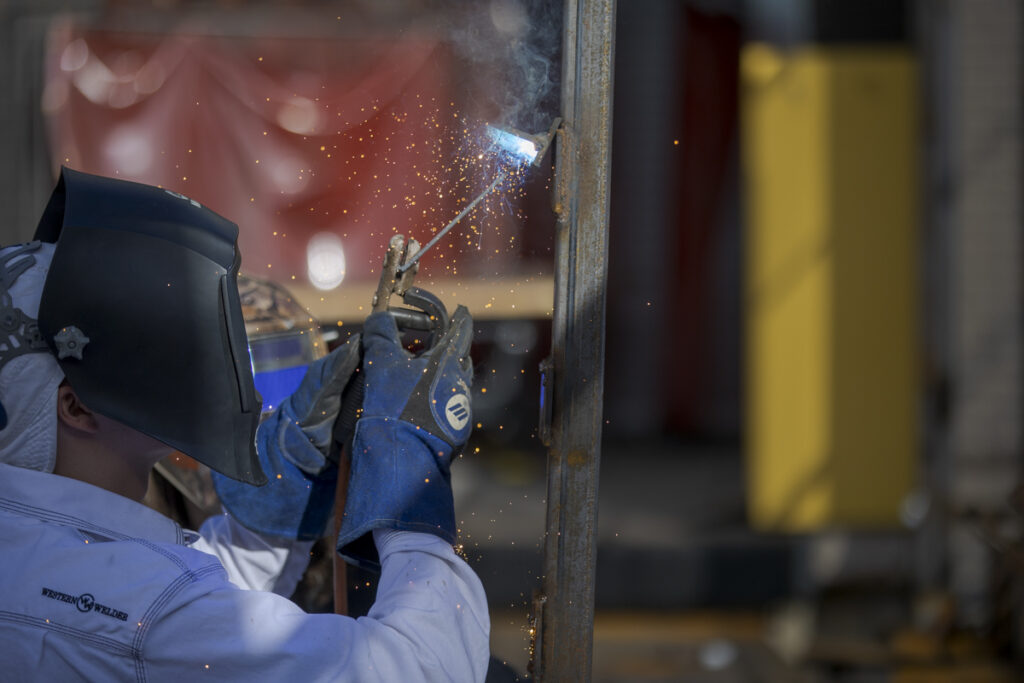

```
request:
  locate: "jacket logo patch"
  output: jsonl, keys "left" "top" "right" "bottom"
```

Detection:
{"left": 41, "top": 587, "right": 128, "bottom": 622}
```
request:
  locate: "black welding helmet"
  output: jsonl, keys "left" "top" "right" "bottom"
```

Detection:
{"left": 34, "top": 168, "right": 266, "bottom": 485}
{"left": 151, "top": 274, "right": 327, "bottom": 513}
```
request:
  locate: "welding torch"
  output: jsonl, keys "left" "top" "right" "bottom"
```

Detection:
{"left": 329, "top": 119, "right": 559, "bottom": 615}
{"left": 396, "top": 117, "right": 561, "bottom": 274}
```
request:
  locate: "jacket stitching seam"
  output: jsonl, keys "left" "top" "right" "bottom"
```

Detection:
{"left": 0, "top": 497, "right": 179, "bottom": 544}
{"left": 0, "top": 610, "right": 135, "bottom": 657}
{"left": 131, "top": 564, "right": 223, "bottom": 655}
{"left": 0, "top": 498, "right": 132, "bottom": 539}
{"left": 127, "top": 538, "right": 190, "bottom": 573}
{"left": 132, "top": 566, "right": 222, "bottom": 682}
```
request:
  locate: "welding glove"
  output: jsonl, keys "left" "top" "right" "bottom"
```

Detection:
{"left": 337, "top": 307, "right": 474, "bottom": 570}
{"left": 213, "top": 333, "right": 362, "bottom": 541}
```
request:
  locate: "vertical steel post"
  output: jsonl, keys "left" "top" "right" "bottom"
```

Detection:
{"left": 534, "top": 1, "right": 615, "bottom": 680}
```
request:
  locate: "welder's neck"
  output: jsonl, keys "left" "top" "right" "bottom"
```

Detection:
{"left": 52, "top": 383, "right": 173, "bottom": 502}
{"left": 53, "top": 435, "right": 154, "bottom": 502}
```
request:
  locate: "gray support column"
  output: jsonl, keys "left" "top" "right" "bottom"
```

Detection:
{"left": 0, "top": 1, "right": 99, "bottom": 245}
{"left": 914, "top": 0, "right": 953, "bottom": 594}
{"left": 604, "top": 1, "right": 681, "bottom": 436}
{"left": 945, "top": 0, "right": 1022, "bottom": 629}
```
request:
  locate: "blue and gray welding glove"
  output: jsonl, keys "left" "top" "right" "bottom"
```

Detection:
{"left": 337, "top": 307, "right": 474, "bottom": 570}
{"left": 213, "top": 333, "right": 362, "bottom": 541}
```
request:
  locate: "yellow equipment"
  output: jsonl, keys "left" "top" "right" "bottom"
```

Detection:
{"left": 743, "top": 44, "right": 919, "bottom": 531}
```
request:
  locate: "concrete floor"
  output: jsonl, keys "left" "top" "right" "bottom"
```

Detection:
{"left": 455, "top": 438, "right": 805, "bottom": 679}
{"left": 488, "top": 608, "right": 804, "bottom": 682}
{"left": 453, "top": 439, "right": 1021, "bottom": 680}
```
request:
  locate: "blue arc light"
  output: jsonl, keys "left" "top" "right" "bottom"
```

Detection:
{"left": 486, "top": 125, "right": 539, "bottom": 165}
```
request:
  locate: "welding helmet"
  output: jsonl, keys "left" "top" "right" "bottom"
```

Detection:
{"left": 34, "top": 167, "right": 266, "bottom": 485}
{"left": 153, "top": 275, "right": 327, "bottom": 512}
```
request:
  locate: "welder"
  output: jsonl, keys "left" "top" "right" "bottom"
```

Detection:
{"left": 0, "top": 168, "right": 489, "bottom": 681}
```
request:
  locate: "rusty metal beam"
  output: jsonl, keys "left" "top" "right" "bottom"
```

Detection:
{"left": 533, "top": 0, "right": 615, "bottom": 680}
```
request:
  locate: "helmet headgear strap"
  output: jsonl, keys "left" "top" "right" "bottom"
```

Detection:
{"left": 0, "top": 242, "right": 52, "bottom": 429}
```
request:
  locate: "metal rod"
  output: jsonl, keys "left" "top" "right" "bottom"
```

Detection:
{"left": 397, "top": 171, "right": 506, "bottom": 273}
{"left": 535, "top": 0, "right": 616, "bottom": 680}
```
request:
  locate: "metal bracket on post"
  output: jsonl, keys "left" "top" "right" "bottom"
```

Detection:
{"left": 538, "top": 357, "right": 554, "bottom": 447}
{"left": 552, "top": 124, "right": 572, "bottom": 219}
{"left": 527, "top": 591, "right": 547, "bottom": 680}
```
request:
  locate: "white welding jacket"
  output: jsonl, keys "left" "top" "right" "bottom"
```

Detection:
{"left": 0, "top": 463, "right": 490, "bottom": 681}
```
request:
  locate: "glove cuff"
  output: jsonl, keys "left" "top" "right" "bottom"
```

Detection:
{"left": 213, "top": 409, "right": 339, "bottom": 541}
{"left": 336, "top": 416, "right": 456, "bottom": 570}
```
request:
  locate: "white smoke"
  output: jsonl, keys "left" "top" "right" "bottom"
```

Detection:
{"left": 441, "top": 0, "right": 562, "bottom": 136}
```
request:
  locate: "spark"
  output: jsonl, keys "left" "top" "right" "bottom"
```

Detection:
{"left": 398, "top": 171, "right": 506, "bottom": 273}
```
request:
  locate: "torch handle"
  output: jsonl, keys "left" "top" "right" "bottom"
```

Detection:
{"left": 331, "top": 364, "right": 364, "bottom": 615}
{"left": 332, "top": 450, "right": 350, "bottom": 615}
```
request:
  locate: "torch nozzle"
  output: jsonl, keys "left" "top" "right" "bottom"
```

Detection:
{"left": 486, "top": 117, "right": 561, "bottom": 168}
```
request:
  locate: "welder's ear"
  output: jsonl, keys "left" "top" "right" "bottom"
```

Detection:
{"left": 56, "top": 381, "right": 98, "bottom": 434}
